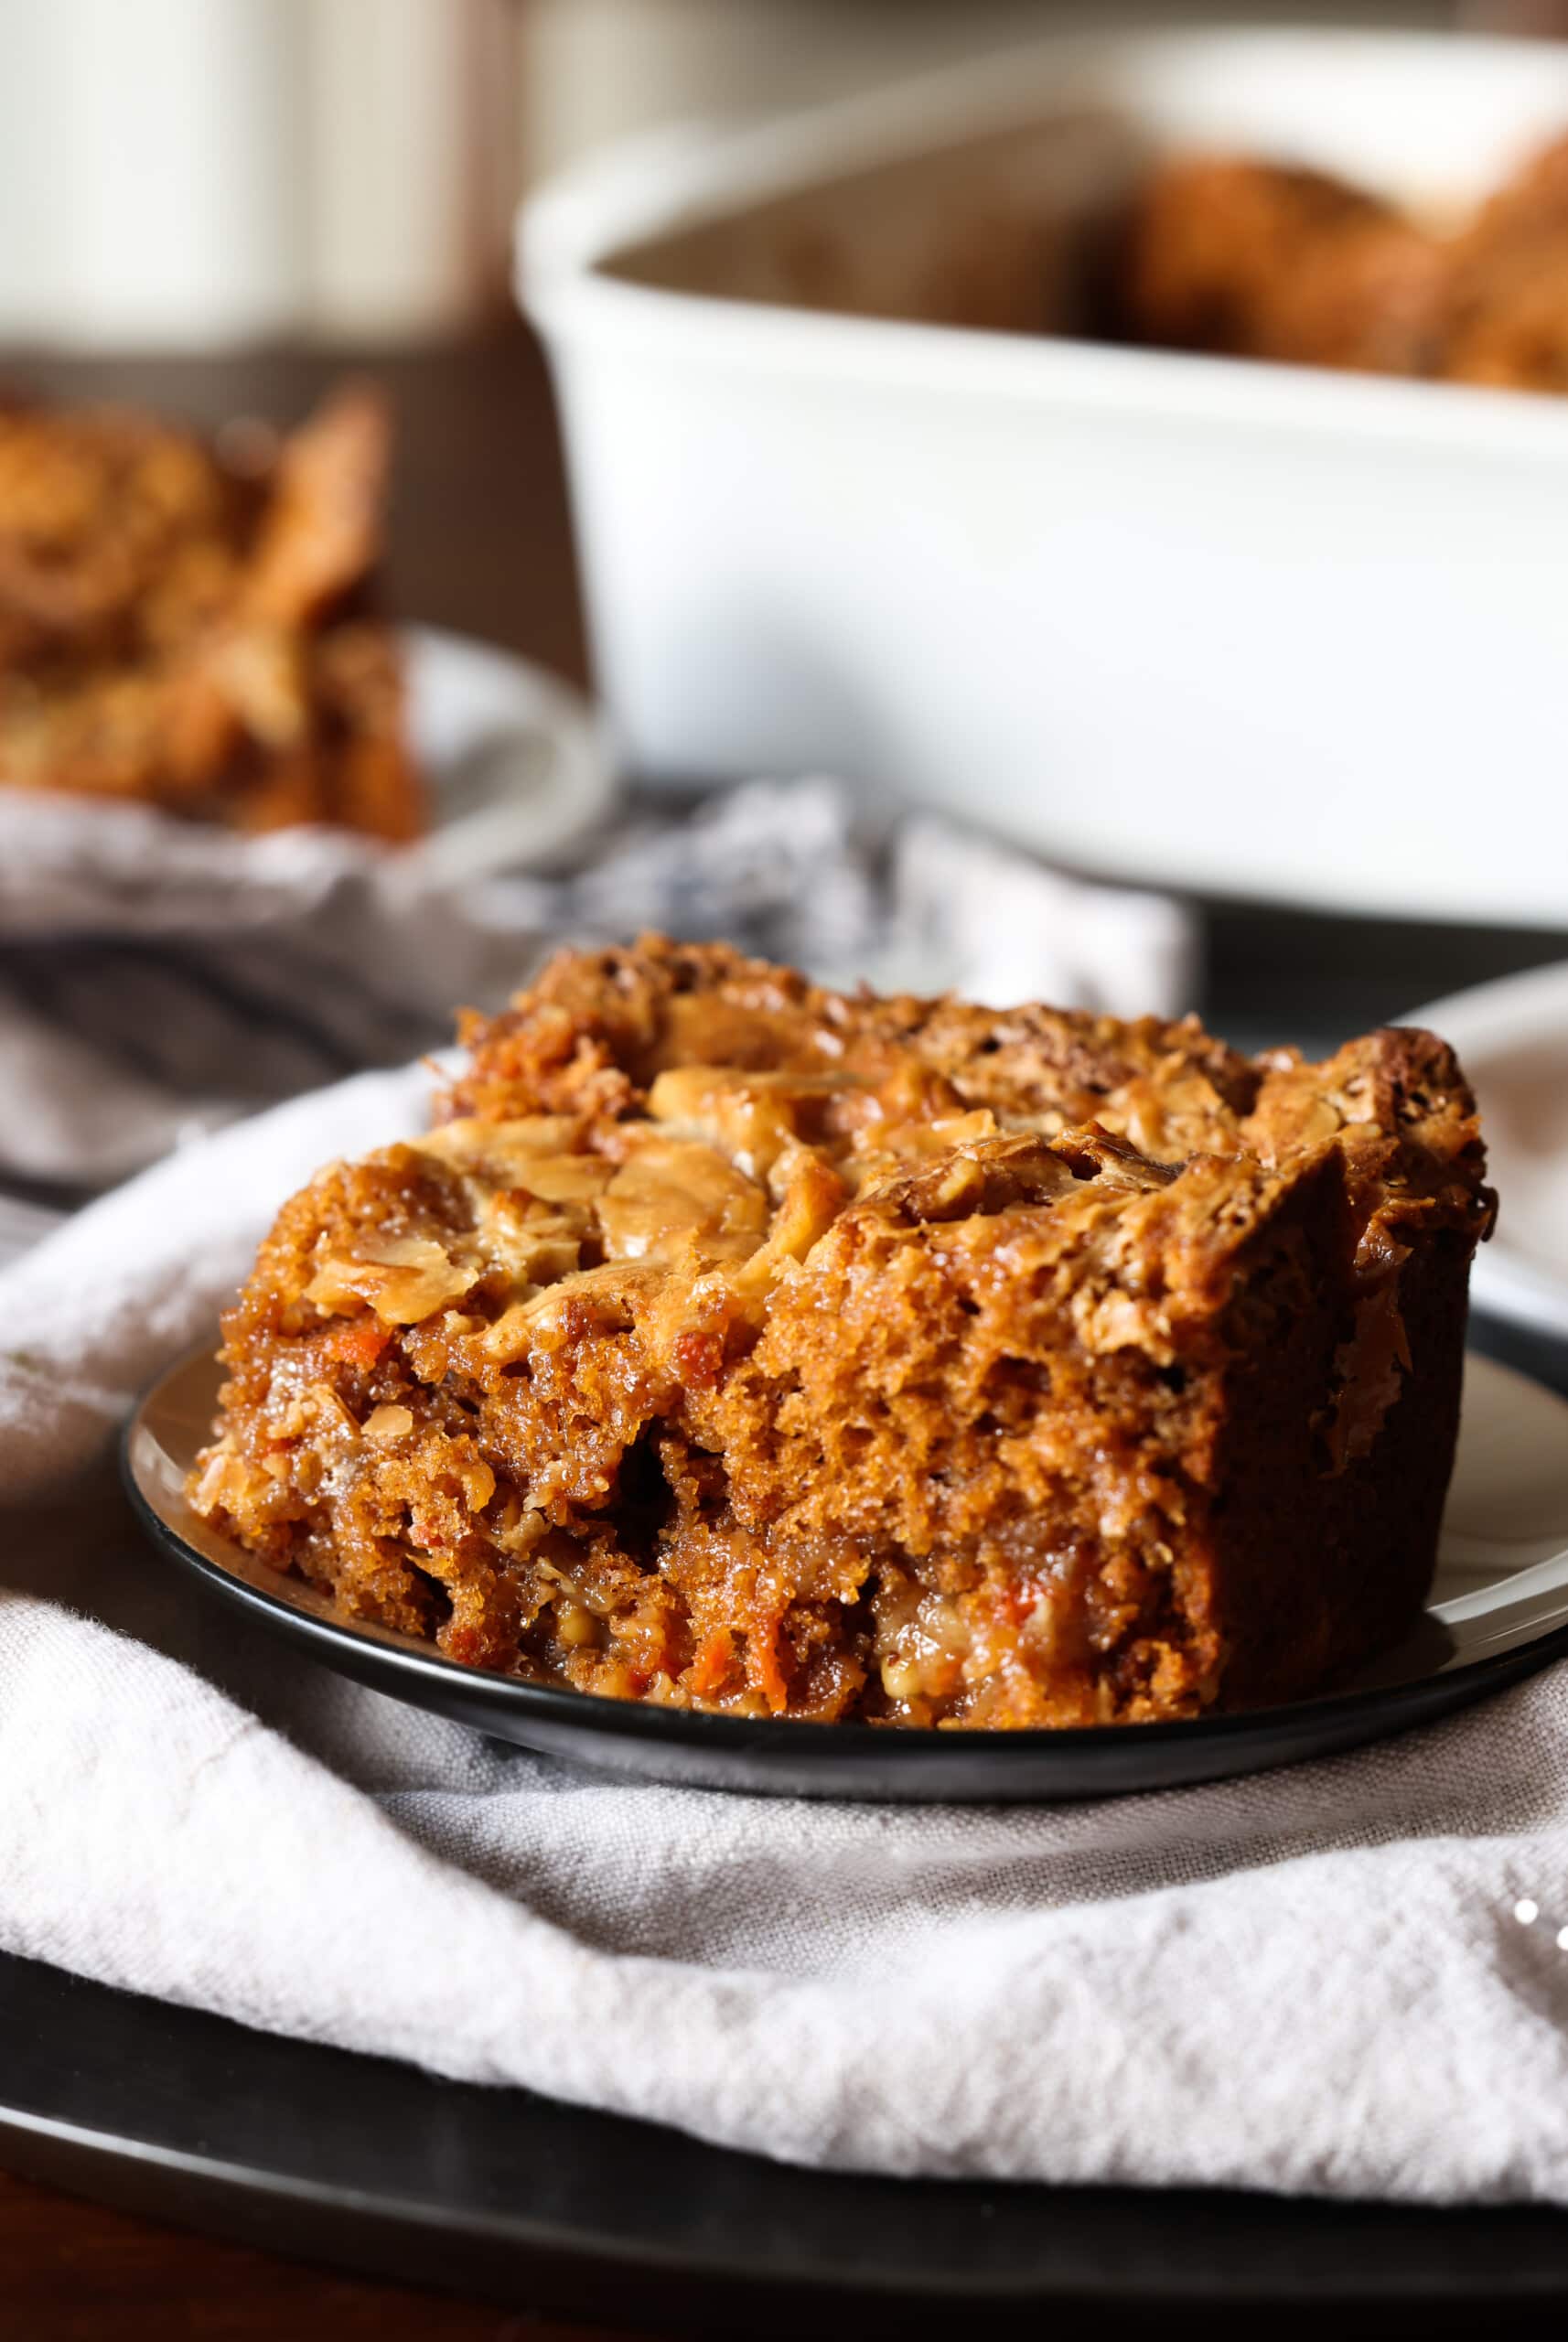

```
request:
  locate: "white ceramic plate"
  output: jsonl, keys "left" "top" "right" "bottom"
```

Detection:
{"left": 403, "top": 622, "right": 618, "bottom": 885}
{"left": 401, "top": 624, "right": 616, "bottom": 887}
{"left": 1412, "top": 962, "right": 1568, "bottom": 1344}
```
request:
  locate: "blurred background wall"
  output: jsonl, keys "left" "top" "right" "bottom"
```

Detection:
{"left": 0, "top": 0, "right": 1551, "bottom": 349}
{"left": 519, "top": 0, "right": 1457, "bottom": 184}
{"left": 0, "top": 0, "right": 514, "bottom": 343}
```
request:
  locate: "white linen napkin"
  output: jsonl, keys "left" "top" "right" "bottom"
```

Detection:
{"left": 5, "top": 1062, "right": 1568, "bottom": 2202}
{"left": 0, "top": 777, "right": 1192, "bottom": 1187}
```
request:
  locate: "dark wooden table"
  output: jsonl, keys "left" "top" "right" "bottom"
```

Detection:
{"left": 0, "top": 2167, "right": 628, "bottom": 2342}
{"left": 0, "top": 324, "right": 640, "bottom": 2341}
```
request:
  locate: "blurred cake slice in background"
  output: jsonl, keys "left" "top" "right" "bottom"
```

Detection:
{"left": 0, "top": 380, "right": 424, "bottom": 841}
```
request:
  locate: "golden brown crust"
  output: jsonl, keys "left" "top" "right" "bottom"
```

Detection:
{"left": 1118, "top": 133, "right": 1568, "bottom": 396}
{"left": 442, "top": 933, "right": 1262, "bottom": 1134}
{"left": 0, "top": 382, "right": 423, "bottom": 839}
{"left": 1441, "top": 131, "right": 1568, "bottom": 392}
{"left": 1119, "top": 156, "right": 1448, "bottom": 376}
{"left": 189, "top": 940, "right": 1493, "bottom": 1729}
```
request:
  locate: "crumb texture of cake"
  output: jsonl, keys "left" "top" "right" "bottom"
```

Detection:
{"left": 189, "top": 937, "right": 1493, "bottom": 1731}
{"left": 1119, "top": 131, "right": 1568, "bottom": 393}
{"left": 0, "top": 381, "right": 423, "bottom": 838}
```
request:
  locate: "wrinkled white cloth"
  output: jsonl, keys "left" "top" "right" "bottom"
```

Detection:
{"left": 5, "top": 1064, "right": 1568, "bottom": 2203}
{"left": 0, "top": 777, "right": 1191, "bottom": 1187}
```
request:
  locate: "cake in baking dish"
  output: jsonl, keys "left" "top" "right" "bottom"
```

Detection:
{"left": 1119, "top": 130, "right": 1568, "bottom": 394}
{"left": 188, "top": 937, "right": 1492, "bottom": 1729}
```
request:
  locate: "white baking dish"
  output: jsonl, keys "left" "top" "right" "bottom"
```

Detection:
{"left": 521, "top": 27, "right": 1568, "bottom": 927}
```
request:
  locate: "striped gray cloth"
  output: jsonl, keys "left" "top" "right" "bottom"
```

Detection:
{"left": 0, "top": 778, "right": 1192, "bottom": 1191}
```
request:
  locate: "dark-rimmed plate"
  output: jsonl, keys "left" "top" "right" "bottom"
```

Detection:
{"left": 123, "top": 1342, "right": 1568, "bottom": 1802}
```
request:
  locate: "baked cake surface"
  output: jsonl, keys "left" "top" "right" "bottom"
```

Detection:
{"left": 189, "top": 938, "right": 1493, "bottom": 1729}
{"left": 1120, "top": 131, "right": 1568, "bottom": 393}
{"left": 0, "top": 381, "right": 422, "bottom": 838}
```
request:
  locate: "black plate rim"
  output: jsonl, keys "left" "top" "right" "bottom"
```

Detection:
{"left": 119, "top": 1344, "right": 1568, "bottom": 1789}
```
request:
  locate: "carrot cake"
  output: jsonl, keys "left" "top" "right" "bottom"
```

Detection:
{"left": 0, "top": 381, "right": 422, "bottom": 838}
{"left": 188, "top": 938, "right": 1493, "bottom": 1728}
{"left": 1119, "top": 129, "right": 1568, "bottom": 393}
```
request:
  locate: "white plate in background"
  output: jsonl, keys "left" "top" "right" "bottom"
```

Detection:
{"left": 1412, "top": 961, "right": 1568, "bottom": 1344}
{"left": 403, "top": 625, "right": 616, "bottom": 887}
{"left": 0, "top": 623, "right": 618, "bottom": 944}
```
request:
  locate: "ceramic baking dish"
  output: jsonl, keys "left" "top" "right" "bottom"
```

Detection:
{"left": 521, "top": 27, "right": 1568, "bottom": 926}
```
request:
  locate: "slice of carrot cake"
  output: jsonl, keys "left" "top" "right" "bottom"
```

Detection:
{"left": 189, "top": 937, "right": 1492, "bottom": 1727}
